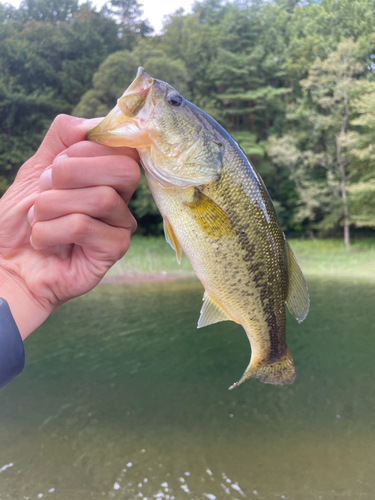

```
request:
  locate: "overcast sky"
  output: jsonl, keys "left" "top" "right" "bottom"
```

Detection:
{"left": 5, "top": 0, "right": 195, "bottom": 33}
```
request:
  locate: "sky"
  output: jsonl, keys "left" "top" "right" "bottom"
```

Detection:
{"left": 5, "top": 0, "right": 196, "bottom": 33}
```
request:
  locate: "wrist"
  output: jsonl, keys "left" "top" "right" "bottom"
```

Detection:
{"left": 0, "top": 266, "right": 51, "bottom": 340}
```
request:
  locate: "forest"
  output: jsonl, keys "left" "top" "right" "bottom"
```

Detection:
{"left": 1, "top": 0, "right": 375, "bottom": 244}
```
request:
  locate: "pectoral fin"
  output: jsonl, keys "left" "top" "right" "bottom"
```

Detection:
{"left": 163, "top": 217, "right": 182, "bottom": 264}
{"left": 198, "top": 292, "right": 232, "bottom": 328}
{"left": 285, "top": 242, "right": 310, "bottom": 323}
{"left": 184, "top": 189, "right": 235, "bottom": 238}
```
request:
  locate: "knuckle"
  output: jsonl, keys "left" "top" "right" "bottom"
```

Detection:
{"left": 52, "top": 114, "right": 68, "bottom": 128}
{"left": 98, "top": 187, "right": 120, "bottom": 213}
{"left": 34, "top": 190, "right": 52, "bottom": 215}
{"left": 116, "top": 231, "right": 131, "bottom": 259}
{"left": 112, "top": 157, "right": 141, "bottom": 187}
{"left": 31, "top": 222, "right": 44, "bottom": 247}
{"left": 130, "top": 214, "right": 137, "bottom": 234}
{"left": 108, "top": 230, "right": 131, "bottom": 262}
{"left": 49, "top": 114, "right": 71, "bottom": 138}
{"left": 124, "top": 159, "right": 141, "bottom": 188}
{"left": 125, "top": 158, "right": 141, "bottom": 183}
{"left": 70, "top": 214, "right": 92, "bottom": 236}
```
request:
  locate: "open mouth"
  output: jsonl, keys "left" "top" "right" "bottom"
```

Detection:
{"left": 87, "top": 67, "right": 154, "bottom": 148}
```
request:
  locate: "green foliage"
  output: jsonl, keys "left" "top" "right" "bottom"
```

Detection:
{"left": 2, "top": 0, "right": 375, "bottom": 238}
{"left": 73, "top": 43, "right": 189, "bottom": 117}
{"left": 231, "top": 131, "right": 264, "bottom": 158}
{"left": 101, "top": 0, "right": 153, "bottom": 47}
{"left": 346, "top": 81, "right": 375, "bottom": 227}
{"left": 19, "top": 0, "right": 78, "bottom": 24}
{"left": 267, "top": 39, "right": 373, "bottom": 244}
{"left": 0, "top": 0, "right": 149, "bottom": 179}
{"left": 73, "top": 50, "right": 139, "bottom": 117}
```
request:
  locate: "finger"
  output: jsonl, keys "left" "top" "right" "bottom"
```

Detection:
{"left": 45, "top": 154, "right": 141, "bottom": 203}
{"left": 59, "top": 141, "right": 140, "bottom": 163}
{"left": 35, "top": 115, "right": 104, "bottom": 163}
{"left": 31, "top": 187, "right": 136, "bottom": 230}
{"left": 31, "top": 214, "right": 132, "bottom": 262}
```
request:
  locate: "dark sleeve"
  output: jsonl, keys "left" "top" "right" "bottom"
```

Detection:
{"left": 0, "top": 298, "right": 25, "bottom": 389}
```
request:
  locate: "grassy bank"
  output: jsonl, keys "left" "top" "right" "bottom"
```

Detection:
{"left": 107, "top": 236, "right": 375, "bottom": 280}
{"left": 288, "top": 238, "right": 375, "bottom": 278}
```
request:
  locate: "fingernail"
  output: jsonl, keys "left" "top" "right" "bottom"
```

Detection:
{"left": 27, "top": 205, "right": 35, "bottom": 225}
{"left": 40, "top": 169, "right": 52, "bottom": 190}
{"left": 29, "top": 234, "right": 35, "bottom": 249}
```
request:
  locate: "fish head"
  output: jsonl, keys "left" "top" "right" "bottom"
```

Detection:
{"left": 87, "top": 67, "right": 222, "bottom": 187}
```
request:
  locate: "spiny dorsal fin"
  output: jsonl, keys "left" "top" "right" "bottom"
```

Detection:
{"left": 163, "top": 217, "right": 182, "bottom": 265}
{"left": 198, "top": 291, "right": 232, "bottom": 329}
{"left": 184, "top": 189, "right": 235, "bottom": 238}
{"left": 285, "top": 242, "right": 310, "bottom": 323}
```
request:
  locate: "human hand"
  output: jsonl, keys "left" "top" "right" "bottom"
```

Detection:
{"left": 0, "top": 115, "right": 140, "bottom": 340}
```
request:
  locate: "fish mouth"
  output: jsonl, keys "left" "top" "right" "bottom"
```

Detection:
{"left": 87, "top": 67, "right": 154, "bottom": 148}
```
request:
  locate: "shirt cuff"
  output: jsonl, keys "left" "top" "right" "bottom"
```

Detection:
{"left": 0, "top": 298, "right": 25, "bottom": 389}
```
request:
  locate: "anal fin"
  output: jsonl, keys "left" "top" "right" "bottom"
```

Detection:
{"left": 198, "top": 291, "right": 232, "bottom": 328}
{"left": 285, "top": 242, "right": 310, "bottom": 323}
{"left": 163, "top": 217, "right": 182, "bottom": 264}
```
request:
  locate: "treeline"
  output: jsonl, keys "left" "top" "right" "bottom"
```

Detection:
{"left": 1, "top": 0, "right": 375, "bottom": 243}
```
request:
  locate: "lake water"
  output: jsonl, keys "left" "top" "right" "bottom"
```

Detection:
{"left": 0, "top": 276, "right": 375, "bottom": 500}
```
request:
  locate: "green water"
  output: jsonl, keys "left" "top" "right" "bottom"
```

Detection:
{"left": 1, "top": 276, "right": 375, "bottom": 500}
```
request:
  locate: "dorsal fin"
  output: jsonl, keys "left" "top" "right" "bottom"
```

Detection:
{"left": 163, "top": 217, "right": 182, "bottom": 264}
{"left": 285, "top": 242, "right": 310, "bottom": 323}
{"left": 198, "top": 291, "right": 232, "bottom": 328}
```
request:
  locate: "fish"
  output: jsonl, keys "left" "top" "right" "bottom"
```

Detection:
{"left": 87, "top": 67, "right": 310, "bottom": 389}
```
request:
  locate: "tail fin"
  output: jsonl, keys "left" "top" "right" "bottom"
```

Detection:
{"left": 228, "top": 347, "right": 295, "bottom": 390}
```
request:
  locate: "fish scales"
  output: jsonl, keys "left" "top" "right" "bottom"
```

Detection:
{"left": 87, "top": 67, "right": 310, "bottom": 388}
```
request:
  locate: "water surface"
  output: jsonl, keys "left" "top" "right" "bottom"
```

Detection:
{"left": 1, "top": 276, "right": 375, "bottom": 499}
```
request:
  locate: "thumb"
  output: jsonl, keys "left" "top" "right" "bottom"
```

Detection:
{"left": 34, "top": 115, "right": 103, "bottom": 163}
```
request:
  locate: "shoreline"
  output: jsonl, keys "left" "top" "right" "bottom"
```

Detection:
{"left": 100, "top": 271, "right": 194, "bottom": 284}
{"left": 100, "top": 269, "right": 375, "bottom": 285}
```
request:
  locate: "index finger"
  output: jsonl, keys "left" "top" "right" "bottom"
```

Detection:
{"left": 47, "top": 154, "right": 141, "bottom": 204}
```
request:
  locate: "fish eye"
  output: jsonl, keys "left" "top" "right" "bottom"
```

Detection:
{"left": 167, "top": 93, "right": 183, "bottom": 107}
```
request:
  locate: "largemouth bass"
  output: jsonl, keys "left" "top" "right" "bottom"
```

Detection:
{"left": 87, "top": 67, "right": 309, "bottom": 389}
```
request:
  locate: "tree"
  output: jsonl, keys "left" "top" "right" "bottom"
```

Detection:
{"left": 19, "top": 0, "right": 78, "bottom": 24}
{"left": 346, "top": 81, "right": 375, "bottom": 228}
{"left": 268, "top": 39, "right": 365, "bottom": 245}
{"left": 0, "top": 0, "right": 121, "bottom": 182}
{"left": 160, "top": 11, "right": 219, "bottom": 115}
{"left": 101, "top": 0, "right": 153, "bottom": 48}
{"left": 278, "top": 0, "right": 375, "bottom": 82}
{"left": 192, "top": 0, "right": 230, "bottom": 24}
{"left": 73, "top": 50, "right": 139, "bottom": 117}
